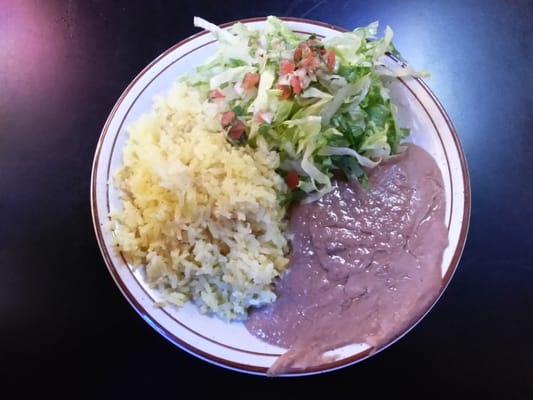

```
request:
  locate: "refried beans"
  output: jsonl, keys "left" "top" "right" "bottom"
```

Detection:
{"left": 246, "top": 144, "right": 448, "bottom": 375}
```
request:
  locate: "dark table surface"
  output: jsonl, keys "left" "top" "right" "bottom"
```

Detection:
{"left": 1, "top": 0, "right": 532, "bottom": 398}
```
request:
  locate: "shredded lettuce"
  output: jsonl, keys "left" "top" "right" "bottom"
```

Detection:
{"left": 321, "top": 76, "right": 371, "bottom": 125}
{"left": 209, "top": 66, "right": 256, "bottom": 90}
{"left": 248, "top": 69, "right": 275, "bottom": 113}
{"left": 318, "top": 145, "right": 378, "bottom": 168}
{"left": 191, "top": 16, "right": 420, "bottom": 201}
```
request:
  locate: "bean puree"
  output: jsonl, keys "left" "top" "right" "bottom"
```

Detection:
{"left": 246, "top": 144, "right": 448, "bottom": 374}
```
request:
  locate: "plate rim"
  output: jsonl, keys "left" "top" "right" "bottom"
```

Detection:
{"left": 90, "top": 16, "right": 471, "bottom": 376}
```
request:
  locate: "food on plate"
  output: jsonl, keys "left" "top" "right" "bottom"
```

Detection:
{"left": 188, "top": 16, "right": 421, "bottom": 201}
{"left": 110, "top": 83, "right": 289, "bottom": 320}
{"left": 109, "top": 16, "right": 447, "bottom": 372}
{"left": 246, "top": 144, "right": 448, "bottom": 374}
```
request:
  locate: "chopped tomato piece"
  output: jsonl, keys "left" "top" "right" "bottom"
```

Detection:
{"left": 326, "top": 50, "right": 336, "bottom": 71}
{"left": 299, "top": 54, "right": 320, "bottom": 69}
{"left": 280, "top": 60, "right": 295, "bottom": 75}
{"left": 285, "top": 171, "right": 299, "bottom": 191}
{"left": 277, "top": 84, "right": 292, "bottom": 100}
{"left": 220, "top": 111, "right": 236, "bottom": 127}
{"left": 242, "top": 72, "right": 260, "bottom": 90}
{"left": 228, "top": 120, "right": 246, "bottom": 141}
{"left": 307, "top": 37, "right": 320, "bottom": 47}
{"left": 300, "top": 44, "right": 312, "bottom": 60}
{"left": 293, "top": 47, "right": 302, "bottom": 63}
{"left": 290, "top": 76, "right": 302, "bottom": 95}
{"left": 209, "top": 89, "right": 225, "bottom": 100}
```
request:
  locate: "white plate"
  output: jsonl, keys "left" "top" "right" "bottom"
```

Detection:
{"left": 91, "top": 17, "right": 471, "bottom": 376}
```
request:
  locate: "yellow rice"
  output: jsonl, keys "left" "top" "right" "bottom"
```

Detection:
{"left": 110, "top": 82, "right": 289, "bottom": 320}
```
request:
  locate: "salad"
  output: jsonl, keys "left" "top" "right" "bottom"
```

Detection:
{"left": 189, "top": 16, "right": 420, "bottom": 202}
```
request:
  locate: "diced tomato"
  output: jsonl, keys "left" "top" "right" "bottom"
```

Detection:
{"left": 290, "top": 76, "right": 302, "bottom": 95}
{"left": 228, "top": 120, "right": 246, "bottom": 141}
{"left": 209, "top": 89, "right": 225, "bottom": 100}
{"left": 220, "top": 111, "right": 236, "bottom": 127}
{"left": 326, "top": 50, "right": 336, "bottom": 71}
{"left": 307, "top": 37, "right": 320, "bottom": 47}
{"left": 300, "top": 44, "right": 312, "bottom": 60}
{"left": 242, "top": 72, "right": 260, "bottom": 90}
{"left": 293, "top": 47, "right": 302, "bottom": 63}
{"left": 299, "top": 54, "right": 320, "bottom": 69}
{"left": 280, "top": 60, "right": 295, "bottom": 75}
{"left": 277, "top": 84, "right": 292, "bottom": 100}
{"left": 285, "top": 170, "right": 299, "bottom": 191}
